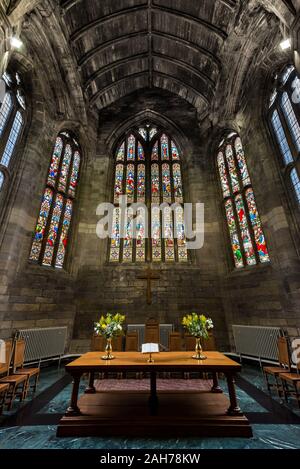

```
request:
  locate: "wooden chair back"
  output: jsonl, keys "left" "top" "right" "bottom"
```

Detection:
{"left": 91, "top": 334, "right": 123, "bottom": 352}
{"left": 145, "top": 319, "right": 160, "bottom": 344}
{"left": 278, "top": 336, "right": 290, "bottom": 369}
{"left": 14, "top": 339, "right": 26, "bottom": 369}
{"left": 201, "top": 332, "right": 216, "bottom": 351}
{"left": 0, "top": 340, "right": 12, "bottom": 375}
{"left": 169, "top": 332, "right": 181, "bottom": 351}
{"left": 125, "top": 331, "right": 138, "bottom": 351}
{"left": 112, "top": 335, "right": 123, "bottom": 351}
{"left": 184, "top": 334, "right": 195, "bottom": 351}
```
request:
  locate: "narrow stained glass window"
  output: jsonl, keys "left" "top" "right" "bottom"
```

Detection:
{"left": 291, "top": 168, "right": 300, "bottom": 204}
{"left": 114, "top": 164, "right": 124, "bottom": 203}
{"left": 281, "top": 92, "right": 300, "bottom": 152}
{"left": 48, "top": 137, "right": 63, "bottom": 188}
{"left": 0, "top": 171, "right": 4, "bottom": 191}
{"left": 110, "top": 128, "right": 186, "bottom": 262}
{"left": 0, "top": 93, "right": 13, "bottom": 137}
{"left": 161, "top": 134, "right": 169, "bottom": 160}
{"left": 126, "top": 164, "right": 135, "bottom": 203}
{"left": 218, "top": 133, "right": 269, "bottom": 269}
{"left": 137, "top": 164, "right": 145, "bottom": 202}
{"left": 55, "top": 199, "right": 73, "bottom": 269}
{"left": 162, "top": 163, "right": 171, "bottom": 202}
{"left": 1, "top": 111, "right": 23, "bottom": 167}
{"left": 127, "top": 134, "right": 135, "bottom": 161}
{"left": 42, "top": 194, "right": 64, "bottom": 266}
{"left": 30, "top": 132, "right": 81, "bottom": 268}
{"left": 116, "top": 142, "right": 125, "bottom": 161}
{"left": 271, "top": 110, "right": 293, "bottom": 166}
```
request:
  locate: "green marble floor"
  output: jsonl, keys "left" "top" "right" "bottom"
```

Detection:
{"left": 0, "top": 361, "right": 300, "bottom": 449}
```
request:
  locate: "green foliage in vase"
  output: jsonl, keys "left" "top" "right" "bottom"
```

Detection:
{"left": 182, "top": 313, "right": 213, "bottom": 339}
{"left": 94, "top": 313, "right": 125, "bottom": 339}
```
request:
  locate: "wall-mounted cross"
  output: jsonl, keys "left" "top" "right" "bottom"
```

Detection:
{"left": 136, "top": 267, "right": 160, "bottom": 305}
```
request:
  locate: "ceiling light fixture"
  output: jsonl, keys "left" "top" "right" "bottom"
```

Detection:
{"left": 280, "top": 38, "right": 291, "bottom": 51}
{"left": 10, "top": 36, "right": 23, "bottom": 49}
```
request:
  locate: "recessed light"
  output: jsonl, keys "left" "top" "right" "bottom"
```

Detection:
{"left": 280, "top": 38, "right": 291, "bottom": 51}
{"left": 10, "top": 36, "right": 23, "bottom": 49}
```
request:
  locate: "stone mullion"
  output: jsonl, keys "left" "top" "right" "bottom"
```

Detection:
{"left": 120, "top": 136, "right": 127, "bottom": 262}
{"left": 145, "top": 137, "right": 151, "bottom": 263}
{"left": 0, "top": 96, "right": 16, "bottom": 166}
{"left": 158, "top": 133, "right": 165, "bottom": 262}
{"left": 169, "top": 135, "right": 178, "bottom": 262}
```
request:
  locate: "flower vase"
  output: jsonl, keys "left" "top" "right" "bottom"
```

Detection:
{"left": 101, "top": 337, "right": 115, "bottom": 360}
{"left": 192, "top": 337, "right": 207, "bottom": 360}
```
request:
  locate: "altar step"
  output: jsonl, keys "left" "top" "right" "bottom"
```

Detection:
{"left": 57, "top": 390, "right": 252, "bottom": 438}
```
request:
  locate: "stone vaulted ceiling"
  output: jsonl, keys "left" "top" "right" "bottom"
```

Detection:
{"left": 61, "top": 0, "right": 238, "bottom": 113}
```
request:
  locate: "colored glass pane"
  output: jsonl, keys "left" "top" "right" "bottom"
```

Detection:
{"left": 171, "top": 141, "right": 180, "bottom": 160}
{"left": 123, "top": 210, "right": 133, "bottom": 262}
{"left": 110, "top": 208, "right": 121, "bottom": 262}
{"left": 0, "top": 171, "right": 4, "bottom": 190}
{"left": 149, "top": 127, "right": 157, "bottom": 140}
{"left": 245, "top": 188, "right": 270, "bottom": 263}
{"left": 58, "top": 144, "right": 72, "bottom": 193}
{"left": 114, "top": 164, "right": 124, "bottom": 203}
{"left": 138, "top": 142, "right": 145, "bottom": 161}
{"left": 126, "top": 164, "right": 135, "bottom": 202}
{"left": 127, "top": 134, "right": 135, "bottom": 160}
{"left": 217, "top": 152, "right": 230, "bottom": 198}
{"left": 47, "top": 137, "right": 63, "bottom": 188}
{"left": 68, "top": 151, "right": 80, "bottom": 197}
{"left": 116, "top": 142, "right": 125, "bottom": 161}
{"left": 137, "top": 164, "right": 145, "bottom": 202}
{"left": 1, "top": 111, "right": 23, "bottom": 167}
{"left": 163, "top": 206, "right": 175, "bottom": 261}
{"left": 55, "top": 199, "right": 73, "bottom": 268}
{"left": 138, "top": 127, "right": 147, "bottom": 140}
{"left": 162, "top": 163, "right": 171, "bottom": 202}
{"left": 0, "top": 93, "right": 13, "bottom": 137}
{"left": 173, "top": 163, "right": 183, "bottom": 202}
{"left": 225, "top": 144, "right": 240, "bottom": 193}
{"left": 271, "top": 110, "right": 293, "bottom": 166}
{"left": 234, "top": 194, "right": 256, "bottom": 266}
{"left": 235, "top": 138, "right": 251, "bottom": 186}
{"left": 282, "top": 65, "right": 294, "bottom": 84}
{"left": 175, "top": 206, "right": 188, "bottom": 262}
{"left": 161, "top": 134, "right": 169, "bottom": 160}
{"left": 135, "top": 207, "right": 146, "bottom": 262}
{"left": 151, "top": 205, "right": 161, "bottom": 262}
{"left": 29, "top": 188, "right": 53, "bottom": 262}
{"left": 151, "top": 141, "right": 159, "bottom": 161}
{"left": 42, "top": 194, "right": 64, "bottom": 266}
{"left": 225, "top": 199, "right": 244, "bottom": 268}
{"left": 151, "top": 163, "right": 160, "bottom": 203}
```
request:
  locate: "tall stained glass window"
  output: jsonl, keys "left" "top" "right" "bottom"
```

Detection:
{"left": 29, "top": 132, "right": 81, "bottom": 269}
{"left": 110, "top": 125, "right": 187, "bottom": 262}
{"left": 217, "top": 133, "right": 270, "bottom": 268}
{"left": 0, "top": 72, "right": 25, "bottom": 197}
{"left": 269, "top": 65, "right": 300, "bottom": 210}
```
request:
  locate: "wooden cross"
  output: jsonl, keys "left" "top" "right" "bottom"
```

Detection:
{"left": 137, "top": 267, "right": 160, "bottom": 305}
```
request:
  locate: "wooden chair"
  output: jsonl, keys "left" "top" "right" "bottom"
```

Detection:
{"left": 0, "top": 340, "right": 28, "bottom": 410}
{"left": 13, "top": 339, "right": 40, "bottom": 397}
{"left": 125, "top": 331, "right": 138, "bottom": 351}
{"left": 145, "top": 318, "right": 160, "bottom": 344}
{"left": 263, "top": 336, "right": 290, "bottom": 397}
{"left": 0, "top": 383, "right": 9, "bottom": 415}
{"left": 279, "top": 357, "right": 300, "bottom": 408}
{"left": 169, "top": 332, "right": 182, "bottom": 351}
{"left": 201, "top": 332, "right": 216, "bottom": 351}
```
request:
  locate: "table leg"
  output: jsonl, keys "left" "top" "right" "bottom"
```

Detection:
{"left": 66, "top": 373, "right": 81, "bottom": 416}
{"left": 85, "top": 372, "right": 96, "bottom": 394}
{"left": 149, "top": 371, "right": 158, "bottom": 414}
{"left": 226, "top": 373, "right": 242, "bottom": 415}
{"left": 211, "top": 372, "right": 223, "bottom": 393}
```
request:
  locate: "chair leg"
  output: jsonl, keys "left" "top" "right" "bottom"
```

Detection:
{"left": 293, "top": 382, "right": 300, "bottom": 409}
{"left": 7, "top": 383, "right": 17, "bottom": 411}
{"left": 275, "top": 374, "right": 282, "bottom": 398}
{"left": 33, "top": 374, "right": 39, "bottom": 394}
{"left": 282, "top": 379, "right": 289, "bottom": 402}
{"left": 264, "top": 372, "right": 271, "bottom": 393}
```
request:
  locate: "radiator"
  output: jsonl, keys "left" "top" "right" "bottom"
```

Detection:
{"left": 127, "top": 324, "right": 173, "bottom": 350}
{"left": 232, "top": 325, "right": 282, "bottom": 361}
{"left": 17, "top": 327, "right": 67, "bottom": 363}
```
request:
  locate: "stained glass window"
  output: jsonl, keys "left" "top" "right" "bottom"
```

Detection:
{"left": 218, "top": 133, "right": 269, "bottom": 268}
{"left": 110, "top": 128, "right": 186, "bottom": 262}
{"left": 29, "top": 132, "right": 81, "bottom": 268}
{"left": 1, "top": 111, "right": 23, "bottom": 167}
{"left": 269, "top": 65, "right": 300, "bottom": 209}
{"left": 0, "top": 92, "right": 13, "bottom": 137}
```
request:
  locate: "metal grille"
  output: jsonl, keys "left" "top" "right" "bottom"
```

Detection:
{"left": 232, "top": 325, "right": 282, "bottom": 361}
{"left": 127, "top": 324, "right": 173, "bottom": 350}
{"left": 17, "top": 327, "right": 67, "bottom": 363}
